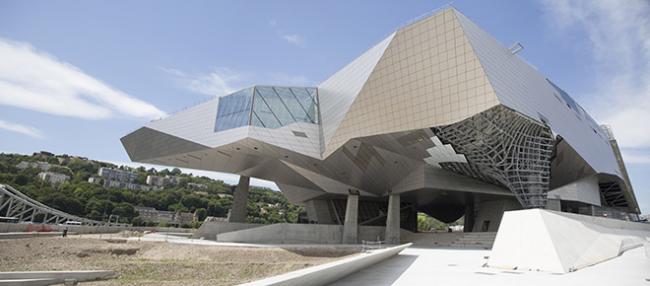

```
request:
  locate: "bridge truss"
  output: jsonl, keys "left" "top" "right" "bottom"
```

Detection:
{"left": 0, "top": 184, "right": 127, "bottom": 226}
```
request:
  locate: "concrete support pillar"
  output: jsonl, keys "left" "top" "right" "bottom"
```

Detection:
{"left": 463, "top": 207, "right": 474, "bottom": 233}
{"left": 385, "top": 193, "right": 400, "bottom": 244}
{"left": 228, "top": 175, "right": 250, "bottom": 223}
{"left": 342, "top": 191, "right": 359, "bottom": 244}
{"left": 464, "top": 196, "right": 475, "bottom": 233}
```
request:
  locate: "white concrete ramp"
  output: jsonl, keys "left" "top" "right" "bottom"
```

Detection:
{"left": 0, "top": 270, "right": 114, "bottom": 285}
{"left": 489, "top": 209, "right": 650, "bottom": 273}
{"left": 241, "top": 243, "right": 411, "bottom": 286}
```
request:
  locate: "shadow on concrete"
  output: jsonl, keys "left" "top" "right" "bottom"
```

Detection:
{"left": 329, "top": 254, "right": 418, "bottom": 286}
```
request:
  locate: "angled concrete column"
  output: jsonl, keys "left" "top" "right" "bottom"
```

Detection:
{"left": 342, "top": 190, "right": 359, "bottom": 244}
{"left": 385, "top": 193, "right": 400, "bottom": 244}
{"left": 228, "top": 175, "right": 250, "bottom": 223}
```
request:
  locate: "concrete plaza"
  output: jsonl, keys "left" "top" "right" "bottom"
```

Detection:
{"left": 331, "top": 246, "right": 650, "bottom": 286}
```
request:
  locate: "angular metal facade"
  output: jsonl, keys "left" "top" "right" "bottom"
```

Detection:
{"left": 121, "top": 8, "right": 640, "bottom": 220}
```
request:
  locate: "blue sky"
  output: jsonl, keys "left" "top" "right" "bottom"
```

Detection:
{"left": 0, "top": 0, "right": 648, "bottom": 213}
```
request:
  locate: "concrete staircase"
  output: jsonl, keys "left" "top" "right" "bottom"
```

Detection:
{"left": 402, "top": 231, "right": 497, "bottom": 249}
{"left": 449, "top": 232, "right": 497, "bottom": 249}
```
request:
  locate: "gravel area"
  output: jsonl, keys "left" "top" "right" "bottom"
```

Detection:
{"left": 0, "top": 236, "right": 355, "bottom": 285}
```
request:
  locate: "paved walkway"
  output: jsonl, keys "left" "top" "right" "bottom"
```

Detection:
{"left": 331, "top": 246, "right": 650, "bottom": 286}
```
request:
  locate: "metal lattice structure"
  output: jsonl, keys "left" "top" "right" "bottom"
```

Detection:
{"left": 0, "top": 184, "right": 126, "bottom": 226}
{"left": 598, "top": 181, "right": 629, "bottom": 208}
{"left": 434, "top": 106, "right": 555, "bottom": 208}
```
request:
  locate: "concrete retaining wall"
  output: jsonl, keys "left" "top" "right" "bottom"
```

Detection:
{"left": 216, "top": 223, "right": 387, "bottom": 244}
{"left": 193, "top": 221, "right": 263, "bottom": 240}
{"left": 218, "top": 224, "right": 343, "bottom": 244}
{"left": 489, "top": 209, "right": 650, "bottom": 273}
{"left": 358, "top": 226, "right": 386, "bottom": 242}
{"left": 241, "top": 243, "right": 412, "bottom": 286}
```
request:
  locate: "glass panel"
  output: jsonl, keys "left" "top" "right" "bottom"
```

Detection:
{"left": 275, "top": 87, "right": 312, "bottom": 123}
{"left": 214, "top": 86, "right": 319, "bottom": 131}
{"left": 292, "top": 87, "right": 319, "bottom": 123}
{"left": 214, "top": 88, "right": 253, "bottom": 132}
{"left": 308, "top": 87, "right": 319, "bottom": 123}
{"left": 255, "top": 87, "right": 294, "bottom": 126}
{"left": 252, "top": 88, "right": 282, "bottom": 128}
{"left": 251, "top": 112, "right": 265, "bottom": 128}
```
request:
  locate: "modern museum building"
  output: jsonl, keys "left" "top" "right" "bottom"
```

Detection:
{"left": 121, "top": 8, "right": 640, "bottom": 244}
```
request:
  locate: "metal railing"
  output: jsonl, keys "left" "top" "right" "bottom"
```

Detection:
{"left": 361, "top": 239, "right": 386, "bottom": 253}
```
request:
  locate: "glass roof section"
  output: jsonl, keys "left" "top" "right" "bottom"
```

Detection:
{"left": 214, "top": 86, "right": 318, "bottom": 132}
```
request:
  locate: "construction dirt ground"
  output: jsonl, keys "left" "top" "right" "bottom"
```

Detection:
{"left": 0, "top": 235, "right": 358, "bottom": 285}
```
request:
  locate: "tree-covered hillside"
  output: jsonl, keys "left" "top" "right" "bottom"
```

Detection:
{"left": 0, "top": 152, "right": 303, "bottom": 227}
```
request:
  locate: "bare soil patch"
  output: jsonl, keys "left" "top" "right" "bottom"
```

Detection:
{"left": 0, "top": 237, "right": 353, "bottom": 285}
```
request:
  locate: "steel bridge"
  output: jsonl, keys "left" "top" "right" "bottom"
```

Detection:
{"left": 0, "top": 184, "right": 127, "bottom": 226}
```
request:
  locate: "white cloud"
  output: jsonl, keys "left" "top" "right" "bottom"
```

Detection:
{"left": 0, "top": 119, "right": 43, "bottom": 138}
{"left": 0, "top": 38, "right": 166, "bottom": 120}
{"left": 162, "top": 67, "right": 314, "bottom": 97}
{"left": 267, "top": 72, "right": 316, "bottom": 87}
{"left": 282, "top": 34, "right": 304, "bottom": 46}
{"left": 540, "top": 0, "right": 650, "bottom": 149}
{"left": 269, "top": 19, "right": 304, "bottom": 47}
{"left": 159, "top": 67, "right": 244, "bottom": 97}
{"left": 622, "top": 150, "right": 650, "bottom": 165}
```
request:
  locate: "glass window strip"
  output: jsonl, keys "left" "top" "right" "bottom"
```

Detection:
{"left": 215, "top": 86, "right": 319, "bottom": 131}
{"left": 214, "top": 88, "right": 253, "bottom": 132}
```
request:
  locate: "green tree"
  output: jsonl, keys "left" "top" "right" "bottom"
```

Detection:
{"left": 417, "top": 213, "right": 447, "bottom": 232}
{"left": 112, "top": 202, "right": 136, "bottom": 221}
{"left": 42, "top": 193, "right": 84, "bottom": 216}
{"left": 195, "top": 208, "right": 208, "bottom": 221}
{"left": 85, "top": 199, "right": 115, "bottom": 218}
{"left": 207, "top": 201, "right": 227, "bottom": 217}
{"left": 180, "top": 194, "right": 207, "bottom": 211}
{"left": 13, "top": 174, "right": 29, "bottom": 186}
{"left": 168, "top": 203, "right": 188, "bottom": 212}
